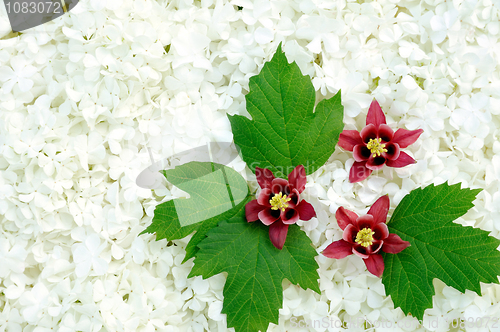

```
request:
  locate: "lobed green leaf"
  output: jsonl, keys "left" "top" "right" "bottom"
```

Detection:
{"left": 190, "top": 213, "right": 320, "bottom": 332}
{"left": 382, "top": 182, "right": 500, "bottom": 319}
{"left": 141, "top": 161, "right": 250, "bottom": 261}
{"left": 228, "top": 43, "right": 344, "bottom": 179}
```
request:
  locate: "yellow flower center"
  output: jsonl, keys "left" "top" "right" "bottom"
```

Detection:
{"left": 270, "top": 192, "right": 291, "bottom": 212}
{"left": 355, "top": 228, "right": 375, "bottom": 247}
{"left": 366, "top": 138, "right": 388, "bottom": 158}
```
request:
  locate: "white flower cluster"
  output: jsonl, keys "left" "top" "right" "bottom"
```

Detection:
{"left": 1, "top": 0, "right": 500, "bottom": 331}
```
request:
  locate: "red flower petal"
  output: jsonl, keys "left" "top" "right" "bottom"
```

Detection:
{"left": 349, "top": 161, "right": 372, "bottom": 183}
{"left": 255, "top": 167, "right": 275, "bottom": 189}
{"left": 360, "top": 124, "right": 377, "bottom": 143}
{"left": 281, "top": 208, "right": 299, "bottom": 225}
{"left": 288, "top": 165, "right": 306, "bottom": 193}
{"left": 335, "top": 207, "right": 358, "bottom": 230}
{"left": 269, "top": 219, "right": 289, "bottom": 250}
{"left": 372, "top": 223, "right": 389, "bottom": 241}
{"left": 271, "top": 178, "right": 289, "bottom": 194}
{"left": 352, "top": 245, "right": 370, "bottom": 259}
{"left": 322, "top": 240, "right": 353, "bottom": 259}
{"left": 363, "top": 254, "right": 384, "bottom": 277}
{"left": 338, "top": 130, "right": 363, "bottom": 151}
{"left": 392, "top": 128, "right": 424, "bottom": 148}
{"left": 257, "top": 188, "right": 272, "bottom": 206}
{"left": 367, "top": 195, "right": 390, "bottom": 225}
{"left": 377, "top": 124, "right": 394, "bottom": 142}
{"left": 383, "top": 142, "right": 400, "bottom": 161}
{"left": 287, "top": 188, "right": 300, "bottom": 208}
{"left": 343, "top": 224, "right": 357, "bottom": 243}
{"left": 295, "top": 200, "right": 316, "bottom": 221}
{"left": 382, "top": 234, "right": 411, "bottom": 254}
{"left": 366, "top": 100, "right": 387, "bottom": 127}
{"left": 245, "top": 199, "right": 265, "bottom": 222}
{"left": 365, "top": 156, "right": 386, "bottom": 171}
{"left": 353, "top": 144, "right": 371, "bottom": 162}
{"left": 355, "top": 214, "right": 376, "bottom": 230}
{"left": 258, "top": 208, "right": 280, "bottom": 226}
{"left": 385, "top": 151, "right": 416, "bottom": 168}
{"left": 368, "top": 240, "right": 383, "bottom": 254}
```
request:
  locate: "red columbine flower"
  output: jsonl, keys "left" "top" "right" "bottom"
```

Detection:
{"left": 245, "top": 165, "right": 316, "bottom": 250}
{"left": 322, "top": 195, "right": 410, "bottom": 277}
{"left": 338, "top": 100, "right": 423, "bottom": 183}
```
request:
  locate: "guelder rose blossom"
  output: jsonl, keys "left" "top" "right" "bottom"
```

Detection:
{"left": 245, "top": 165, "right": 316, "bottom": 250}
{"left": 322, "top": 195, "right": 410, "bottom": 277}
{"left": 338, "top": 100, "right": 423, "bottom": 182}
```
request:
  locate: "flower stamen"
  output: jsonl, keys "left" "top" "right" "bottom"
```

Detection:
{"left": 270, "top": 192, "right": 291, "bottom": 212}
{"left": 355, "top": 228, "right": 375, "bottom": 247}
{"left": 366, "top": 138, "right": 388, "bottom": 158}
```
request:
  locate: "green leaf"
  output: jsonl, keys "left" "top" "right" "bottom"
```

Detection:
{"left": 190, "top": 214, "right": 320, "bottom": 332}
{"left": 183, "top": 195, "right": 252, "bottom": 263}
{"left": 382, "top": 182, "right": 500, "bottom": 319}
{"left": 141, "top": 161, "right": 250, "bottom": 261}
{"left": 228, "top": 43, "right": 344, "bottom": 179}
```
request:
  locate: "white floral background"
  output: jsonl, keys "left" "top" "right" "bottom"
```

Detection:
{"left": 1, "top": 0, "right": 500, "bottom": 331}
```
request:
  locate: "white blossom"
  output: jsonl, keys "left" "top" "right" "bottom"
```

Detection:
{"left": 0, "top": 56, "right": 38, "bottom": 93}
{"left": 71, "top": 234, "right": 109, "bottom": 278}
{"left": 0, "top": 237, "right": 28, "bottom": 279}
